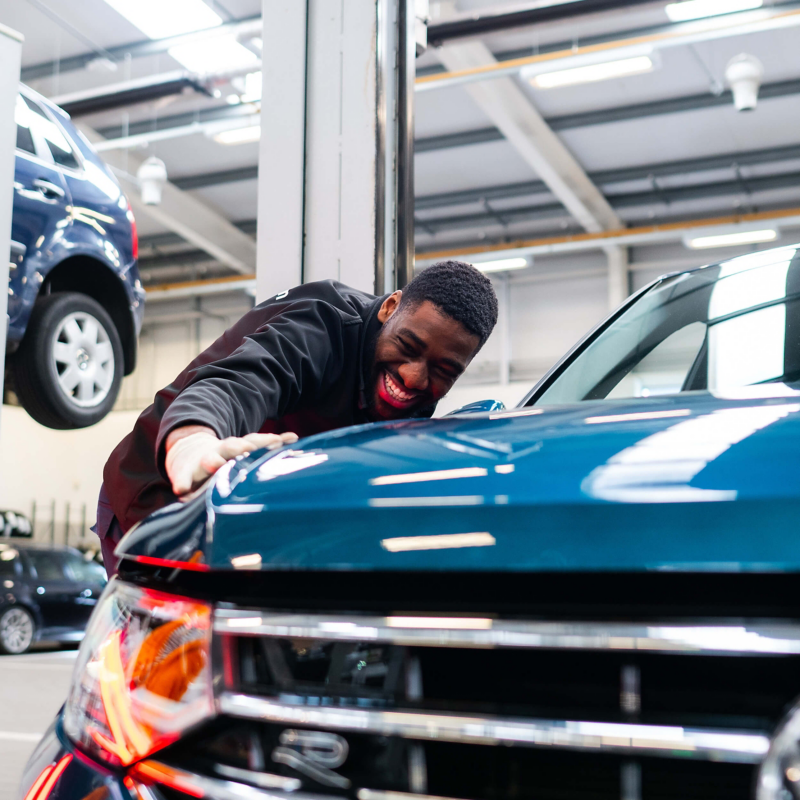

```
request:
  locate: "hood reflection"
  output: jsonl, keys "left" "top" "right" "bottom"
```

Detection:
{"left": 582, "top": 403, "right": 800, "bottom": 503}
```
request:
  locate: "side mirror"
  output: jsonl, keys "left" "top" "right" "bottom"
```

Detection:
{"left": 445, "top": 399, "right": 505, "bottom": 416}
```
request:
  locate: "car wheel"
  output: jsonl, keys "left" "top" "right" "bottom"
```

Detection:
{"left": 0, "top": 607, "right": 35, "bottom": 655}
{"left": 12, "top": 292, "right": 124, "bottom": 429}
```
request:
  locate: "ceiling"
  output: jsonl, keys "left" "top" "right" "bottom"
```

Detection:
{"left": 4, "top": 0, "right": 800, "bottom": 286}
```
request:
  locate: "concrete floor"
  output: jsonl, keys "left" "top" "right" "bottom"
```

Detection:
{"left": 0, "top": 646, "right": 77, "bottom": 800}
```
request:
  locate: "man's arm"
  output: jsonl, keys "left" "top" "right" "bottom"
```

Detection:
{"left": 165, "top": 425, "right": 298, "bottom": 496}
{"left": 157, "top": 297, "right": 347, "bottom": 495}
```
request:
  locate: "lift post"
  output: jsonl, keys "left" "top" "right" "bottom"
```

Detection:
{"left": 0, "top": 23, "right": 23, "bottom": 427}
{"left": 256, "top": 0, "right": 426, "bottom": 302}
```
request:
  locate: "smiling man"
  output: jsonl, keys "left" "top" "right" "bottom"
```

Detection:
{"left": 96, "top": 260, "right": 497, "bottom": 568}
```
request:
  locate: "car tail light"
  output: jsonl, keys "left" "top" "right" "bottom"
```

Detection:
{"left": 128, "top": 201, "right": 138, "bottom": 261}
{"left": 63, "top": 580, "right": 213, "bottom": 767}
{"left": 22, "top": 755, "right": 72, "bottom": 800}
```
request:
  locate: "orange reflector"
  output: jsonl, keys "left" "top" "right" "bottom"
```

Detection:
{"left": 132, "top": 761, "right": 204, "bottom": 799}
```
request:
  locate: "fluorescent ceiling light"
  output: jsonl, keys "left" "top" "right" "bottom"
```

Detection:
{"left": 380, "top": 532, "right": 496, "bottom": 552}
{"left": 473, "top": 257, "right": 528, "bottom": 273}
{"left": 213, "top": 124, "right": 261, "bottom": 145}
{"left": 685, "top": 229, "right": 778, "bottom": 249}
{"left": 665, "top": 0, "right": 762, "bottom": 23}
{"left": 102, "top": 0, "right": 222, "bottom": 39}
{"left": 530, "top": 55, "right": 654, "bottom": 89}
{"left": 169, "top": 35, "right": 259, "bottom": 73}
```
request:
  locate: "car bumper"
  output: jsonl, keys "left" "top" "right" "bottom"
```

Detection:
{"left": 19, "top": 714, "right": 129, "bottom": 800}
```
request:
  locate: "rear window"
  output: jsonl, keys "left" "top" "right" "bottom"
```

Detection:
{"left": 63, "top": 552, "right": 106, "bottom": 583}
{"left": 15, "top": 95, "right": 36, "bottom": 155}
{"left": 0, "top": 549, "right": 19, "bottom": 578}
{"left": 27, "top": 550, "right": 66, "bottom": 580}
{"left": 22, "top": 95, "right": 80, "bottom": 170}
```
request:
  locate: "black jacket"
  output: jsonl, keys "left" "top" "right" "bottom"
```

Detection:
{"left": 103, "top": 280, "right": 434, "bottom": 532}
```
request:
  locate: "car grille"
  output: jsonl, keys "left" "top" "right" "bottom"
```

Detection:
{"left": 135, "top": 610, "right": 800, "bottom": 800}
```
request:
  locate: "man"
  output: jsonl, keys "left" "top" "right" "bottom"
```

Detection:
{"left": 96, "top": 260, "right": 498, "bottom": 568}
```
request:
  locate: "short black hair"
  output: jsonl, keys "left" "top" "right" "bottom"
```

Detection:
{"left": 400, "top": 260, "right": 498, "bottom": 348}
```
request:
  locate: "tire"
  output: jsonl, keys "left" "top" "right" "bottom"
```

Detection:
{"left": 0, "top": 606, "right": 35, "bottom": 655}
{"left": 12, "top": 292, "right": 124, "bottom": 429}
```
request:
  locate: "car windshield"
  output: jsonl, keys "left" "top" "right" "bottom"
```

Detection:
{"left": 534, "top": 246, "right": 800, "bottom": 405}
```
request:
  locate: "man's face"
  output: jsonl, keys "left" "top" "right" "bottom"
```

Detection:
{"left": 369, "top": 295, "right": 481, "bottom": 420}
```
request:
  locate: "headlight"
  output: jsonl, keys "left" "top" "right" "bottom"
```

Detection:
{"left": 63, "top": 579, "right": 213, "bottom": 767}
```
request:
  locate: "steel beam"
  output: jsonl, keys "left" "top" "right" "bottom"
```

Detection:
{"left": 427, "top": 0, "right": 657, "bottom": 44}
{"left": 92, "top": 78, "right": 800, "bottom": 160}
{"left": 435, "top": 38, "right": 620, "bottom": 233}
{"left": 416, "top": 169, "right": 800, "bottom": 232}
{"left": 172, "top": 166, "right": 259, "bottom": 191}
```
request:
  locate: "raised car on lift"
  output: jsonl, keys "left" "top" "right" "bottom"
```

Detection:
{"left": 7, "top": 84, "right": 144, "bottom": 429}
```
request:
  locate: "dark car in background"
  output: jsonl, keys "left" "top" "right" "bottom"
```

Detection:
{"left": 0, "top": 542, "right": 106, "bottom": 655}
{"left": 6, "top": 85, "right": 145, "bottom": 429}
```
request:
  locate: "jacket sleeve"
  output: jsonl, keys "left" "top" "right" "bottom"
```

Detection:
{"left": 155, "top": 297, "right": 347, "bottom": 475}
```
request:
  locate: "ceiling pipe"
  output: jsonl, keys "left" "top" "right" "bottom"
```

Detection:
{"left": 415, "top": 206, "right": 800, "bottom": 265}
{"left": 21, "top": 16, "right": 262, "bottom": 81}
{"left": 426, "top": 0, "right": 656, "bottom": 44}
{"left": 144, "top": 206, "right": 800, "bottom": 299}
{"left": 93, "top": 113, "right": 260, "bottom": 152}
{"left": 417, "top": 4, "right": 800, "bottom": 91}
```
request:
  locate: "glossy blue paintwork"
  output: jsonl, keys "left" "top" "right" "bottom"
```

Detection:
{"left": 8, "top": 87, "right": 144, "bottom": 355}
{"left": 119, "top": 385, "right": 800, "bottom": 574}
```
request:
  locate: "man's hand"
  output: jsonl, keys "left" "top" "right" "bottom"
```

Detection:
{"left": 165, "top": 425, "right": 298, "bottom": 497}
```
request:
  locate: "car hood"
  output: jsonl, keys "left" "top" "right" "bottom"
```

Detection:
{"left": 119, "top": 387, "right": 800, "bottom": 573}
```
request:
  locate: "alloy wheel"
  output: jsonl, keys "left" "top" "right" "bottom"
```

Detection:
{"left": 52, "top": 311, "right": 115, "bottom": 408}
{"left": 0, "top": 608, "right": 34, "bottom": 654}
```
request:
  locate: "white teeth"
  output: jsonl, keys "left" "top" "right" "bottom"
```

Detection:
{"left": 385, "top": 372, "right": 414, "bottom": 402}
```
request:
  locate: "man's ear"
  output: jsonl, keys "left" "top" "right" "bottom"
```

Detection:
{"left": 377, "top": 290, "right": 402, "bottom": 323}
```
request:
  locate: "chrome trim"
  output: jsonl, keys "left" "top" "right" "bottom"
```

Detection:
{"left": 214, "top": 610, "right": 800, "bottom": 656}
{"left": 135, "top": 761, "right": 328, "bottom": 800}
{"left": 219, "top": 693, "right": 770, "bottom": 764}
{"left": 359, "top": 792, "right": 467, "bottom": 800}
{"left": 212, "top": 764, "right": 301, "bottom": 792}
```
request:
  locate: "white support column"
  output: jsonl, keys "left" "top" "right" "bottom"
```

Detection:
{"left": 302, "top": 0, "right": 380, "bottom": 291}
{"left": 0, "top": 24, "right": 23, "bottom": 428}
{"left": 257, "top": 0, "right": 411, "bottom": 301}
{"left": 256, "top": 0, "right": 308, "bottom": 302}
{"left": 606, "top": 245, "right": 630, "bottom": 311}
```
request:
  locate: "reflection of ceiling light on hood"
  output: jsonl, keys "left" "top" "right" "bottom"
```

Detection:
{"left": 527, "top": 54, "right": 654, "bottom": 89}
{"left": 685, "top": 229, "right": 777, "bottom": 249}
{"left": 213, "top": 124, "right": 262, "bottom": 145}
{"left": 473, "top": 257, "right": 528, "bottom": 273}
{"left": 381, "top": 532, "right": 496, "bottom": 552}
{"left": 665, "top": 0, "right": 762, "bottom": 23}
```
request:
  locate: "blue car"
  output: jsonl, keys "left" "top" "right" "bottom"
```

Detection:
{"left": 19, "top": 244, "right": 800, "bottom": 800}
{"left": 7, "top": 85, "right": 144, "bottom": 429}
